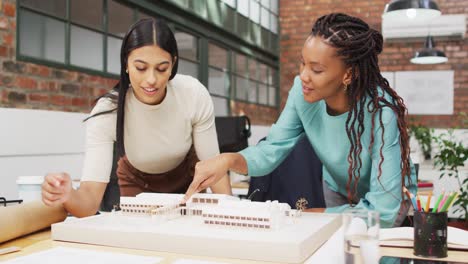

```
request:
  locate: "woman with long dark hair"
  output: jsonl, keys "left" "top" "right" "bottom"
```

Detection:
{"left": 41, "top": 18, "right": 231, "bottom": 217}
{"left": 185, "top": 13, "right": 417, "bottom": 228}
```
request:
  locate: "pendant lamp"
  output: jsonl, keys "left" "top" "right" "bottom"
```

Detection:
{"left": 383, "top": 0, "right": 441, "bottom": 22}
{"left": 410, "top": 35, "right": 448, "bottom": 64}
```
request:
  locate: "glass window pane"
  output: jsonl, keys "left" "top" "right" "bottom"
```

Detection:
{"left": 261, "top": 0, "right": 270, "bottom": 9}
{"left": 207, "top": 0, "right": 222, "bottom": 26}
{"left": 189, "top": 1, "right": 207, "bottom": 18}
{"left": 171, "top": 0, "right": 188, "bottom": 8}
{"left": 19, "top": 10, "right": 65, "bottom": 63}
{"left": 107, "top": 36, "right": 122, "bottom": 74}
{"left": 236, "top": 76, "right": 248, "bottom": 100}
{"left": 235, "top": 53, "right": 247, "bottom": 77}
{"left": 20, "top": 0, "right": 66, "bottom": 18}
{"left": 260, "top": 7, "right": 269, "bottom": 29}
{"left": 261, "top": 27, "right": 269, "bottom": 48}
{"left": 270, "top": 0, "right": 278, "bottom": 14}
{"left": 108, "top": 0, "right": 133, "bottom": 37}
{"left": 212, "top": 96, "right": 229, "bottom": 116}
{"left": 250, "top": 23, "right": 261, "bottom": 46}
{"left": 269, "top": 87, "right": 276, "bottom": 106}
{"left": 70, "top": 25, "right": 103, "bottom": 71}
{"left": 175, "top": 32, "right": 198, "bottom": 61}
{"left": 271, "top": 33, "right": 279, "bottom": 52}
{"left": 249, "top": 1, "right": 260, "bottom": 24}
{"left": 209, "top": 68, "right": 229, "bottom": 96}
{"left": 70, "top": 0, "right": 103, "bottom": 31}
{"left": 270, "top": 14, "right": 278, "bottom": 34}
{"left": 259, "top": 84, "right": 268, "bottom": 104}
{"left": 237, "top": 0, "right": 249, "bottom": 17}
{"left": 208, "top": 43, "right": 227, "bottom": 69}
{"left": 223, "top": 5, "right": 235, "bottom": 31}
{"left": 237, "top": 14, "right": 249, "bottom": 40}
{"left": 259, "top": 63, "right": 268, "bottom": 83}
{"left": 222, "top": 0, "right": 236, "bottom": 8}
{"left": 248, "top": 83, "right": 257, "bottom": 103}
{"left": 269, "top": 67, "right": 278, "bottom": 85}
{"left": 178, "top": 59, "right": 199, "bottom": 78}
{"left": 249, "top": 59, "right": 258, "bottom": 80}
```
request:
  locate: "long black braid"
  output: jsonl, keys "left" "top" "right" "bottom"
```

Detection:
{"left": 311, "top": 13, "right": 412, "bottom": 204}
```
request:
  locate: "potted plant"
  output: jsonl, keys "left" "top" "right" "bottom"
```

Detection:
{"left": 409, "top": 124, "right": 433, "bottom": 160}
{"left": 432, "top": 130, "right": 468, "bottom": 229}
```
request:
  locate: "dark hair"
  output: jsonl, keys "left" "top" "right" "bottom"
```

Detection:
{"left": 310, "top": 13, "right": 411, "bottom": 203}
{"left": 85, "top": 18, "right": 179, "bottom": 158}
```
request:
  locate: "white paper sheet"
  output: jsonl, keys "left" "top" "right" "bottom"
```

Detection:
{"left": 3, "top": 246, "right": 162, "bottom": 264}
{"left": 173, "top": 259, "right": 230, "bottom": 264}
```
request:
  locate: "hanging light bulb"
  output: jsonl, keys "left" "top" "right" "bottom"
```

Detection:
{"left": 411, "top": 35, "right": 448, "bottom": 64}
{"left": 383, "top": 0, "right": 441, "bottom": 23}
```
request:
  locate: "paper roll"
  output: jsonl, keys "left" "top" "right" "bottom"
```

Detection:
{"left": 0, "top": 201, "right": 67, "bottom": 243}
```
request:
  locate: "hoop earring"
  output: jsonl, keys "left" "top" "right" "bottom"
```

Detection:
{"left": 125, "top": 69, "right": 129, "bottom": 74}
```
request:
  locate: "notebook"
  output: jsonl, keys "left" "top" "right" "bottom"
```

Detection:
{"left": 380, "top": 226, "right": 468, "bottom": 250}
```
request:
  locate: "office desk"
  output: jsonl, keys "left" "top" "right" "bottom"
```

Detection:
{"left": 1, "top": 228, "right": 467, "bottom": 264}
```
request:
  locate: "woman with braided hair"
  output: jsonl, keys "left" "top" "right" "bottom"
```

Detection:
{"left": 185, "top": 13, "right": 417, "bottom": 227}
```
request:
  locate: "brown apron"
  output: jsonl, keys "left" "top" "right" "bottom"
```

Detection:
{"left": 116, "top": 146, "right": 199, "bottom": 196}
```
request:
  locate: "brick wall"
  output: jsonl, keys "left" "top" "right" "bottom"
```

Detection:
{"left": 279, "top": 0, "right": 468, "bottom": 128}
{"left": 1, "top": 0, "right": 465, "bottom": 127}
{"left": 0, "top": 0, "right": 277, "bottom": 125}
{"left": 0, "top": 0, "right": 117, "bottom": 113}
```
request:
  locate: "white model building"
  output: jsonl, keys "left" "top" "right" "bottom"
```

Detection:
{"left": 119, "top": 192, "right": 301, "bottom": 229}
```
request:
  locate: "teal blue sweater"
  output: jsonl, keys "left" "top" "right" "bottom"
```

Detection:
{"left": 240, "top": 76, "right": 417, "bottom": 227}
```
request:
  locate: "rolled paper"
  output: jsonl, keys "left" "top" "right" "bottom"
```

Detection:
{"left": 0, "top": 200, "right": 67, "bottom": 243}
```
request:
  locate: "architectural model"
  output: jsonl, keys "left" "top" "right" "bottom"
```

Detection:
{"left": 119, "top": 192, "right": 301, "bottom": 229}
{"left": 52, "top": 193, "right": 341, "bottom": 263}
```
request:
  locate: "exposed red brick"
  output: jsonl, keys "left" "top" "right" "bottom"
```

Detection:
{"left": 3, "top": 2, "right": 15, "bottom": 17}
{"left": 2, "top": 32, "right": 13, "bottom": 46}
{"left": 28, "top": 93, "right": 49, "bottom": 102}
{"left": 0, "top": 45, "right": 7, "bottom": 57}
{"left": 72, "top": 97, "right": 88, "bottom": 107}
{"left": 15, "top": 76, "right": 37, "bottom": 89}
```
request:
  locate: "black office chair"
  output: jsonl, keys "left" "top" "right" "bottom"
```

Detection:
{"left": 100, "top": 142, "right": 120, "bottom": 212}
{"left": 247, "top": 135, "right": 326, "bottom": 210}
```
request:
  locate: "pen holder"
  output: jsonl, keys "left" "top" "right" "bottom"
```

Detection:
{"left": 413, "top": 210, "right": 447, "bottom": 258}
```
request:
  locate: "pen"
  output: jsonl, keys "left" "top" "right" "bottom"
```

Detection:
{"left": 425, "top": 191, "right": 432, "bottom": 212}
{"left": 445, "top": 192, "right": 459, "bottom": 212}
{"left": 437, "top": 192, "right": 449, "bottom": 212}
{"left": 440, "top": 192, "right": 456, "bottom": 212}
{"left": 432, "top": 191, "right": 445, "bottom": 213}
{"left": 416, "top": 194, "right": 422, "bottom": 212}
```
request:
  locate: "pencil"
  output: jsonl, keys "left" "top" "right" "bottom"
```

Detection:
{"left": 440, "top": 192, "right": 456, "bottom": 212}
{"left": 432, "top": 191, "right": 445, "bottom": 213}
{"left": 425, "top": 191, "right": 432, "bottom": 212}
{"left": 416, "top": 194, "right": 422, "bottom": 212}
{"left": 445, "top": 192, "right": 460, "bottom": 211}
{"left": 403, "top": 187, "right": 417, "bottom": 210}
{"left": 437, "top": 192, "right": 450, "bottom": 212}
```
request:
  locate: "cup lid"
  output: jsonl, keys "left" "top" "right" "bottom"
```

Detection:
{"left": 16, "top": 176, "right": 44, "bottom": 185}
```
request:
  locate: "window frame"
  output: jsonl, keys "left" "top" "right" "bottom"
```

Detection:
{"left": 16, "top": 0, "right": 280, "bottom": 109}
